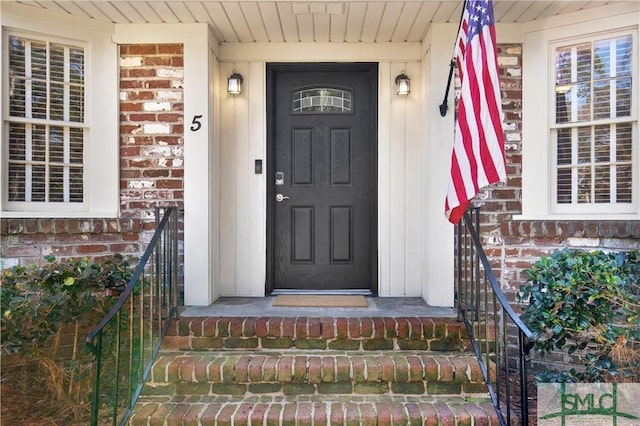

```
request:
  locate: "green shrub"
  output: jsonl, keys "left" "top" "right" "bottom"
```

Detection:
{"left": 0, "top": 255, "right": 133, "bottom": 424}
{"left": 518, "top": 249, "right": 640, "bottom": 382}
{"left": 1, "top": 254, "right": 132, "bottom": 355}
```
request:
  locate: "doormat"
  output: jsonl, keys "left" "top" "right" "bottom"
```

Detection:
{"left": 272, "top": 295, "right": 368, "bottom": 308}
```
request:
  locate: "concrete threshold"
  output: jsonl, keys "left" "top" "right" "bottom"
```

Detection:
{"left": 180, "top": 296, "right": 456, "bottom": 318}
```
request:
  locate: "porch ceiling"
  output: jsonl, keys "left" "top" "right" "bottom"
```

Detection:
{"left": 9, "top": 1, "right": 624, "bottom": 43}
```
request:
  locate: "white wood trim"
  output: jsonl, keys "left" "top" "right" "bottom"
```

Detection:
{"left": 220, "top": 42, "right": 422, "bottom": 62}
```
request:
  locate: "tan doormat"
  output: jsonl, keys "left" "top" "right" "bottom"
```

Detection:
{"left": 272, "top": 295, "right": 368, "bottom": 307}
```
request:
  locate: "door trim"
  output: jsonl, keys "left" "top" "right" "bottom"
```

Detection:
{"left": 265, "top": 62, "right": 379, "bottom": 295}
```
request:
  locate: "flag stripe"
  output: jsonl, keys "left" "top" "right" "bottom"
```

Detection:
{"left": 445, "top": 0, "right": 506, "bottom": 223}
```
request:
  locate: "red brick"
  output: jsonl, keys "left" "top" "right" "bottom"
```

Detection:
{"left": 234, "top": 356, "right": 251, "bottom": 382}
{"left": 158, "top": 113, "right": 183, "bottom": 122}
{"left": 348, "top": 318, "right": 361, "bottom": 338}
{"left": 158, "top": 44, "right": 183, "bottom": 54}
{"left": 145, "top": 56, "right": 172, "bottom": 66}
{"left": 277, "top": 356, "right": 293, "bottom": 382}
{"left": 307, "top": 318, "right": 321, "bottom": 337}
{"left": 329, "top": 403, "right": 345, "bottom": 426}
{"left": 146, "top": 80, "right": 172, "bottom": 89}
{"left": 76, "top": 244, "right": 108, "bottom": 254}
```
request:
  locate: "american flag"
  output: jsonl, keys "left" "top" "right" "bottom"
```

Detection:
{"left": 445, "top": 0, "right": 506, "bottom": 224}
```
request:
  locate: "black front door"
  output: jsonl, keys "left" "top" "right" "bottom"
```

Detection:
{"left": 267, "top": 63, "right": 378, "bottom": 293}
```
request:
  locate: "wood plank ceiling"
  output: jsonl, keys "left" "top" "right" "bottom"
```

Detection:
{"left": 9, "top": 1, "right": 623, "bottom": 43}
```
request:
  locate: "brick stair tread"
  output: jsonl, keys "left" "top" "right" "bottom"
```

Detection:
{"left": 130, "top": 395, "right": 498, "bottom": 425}
{"left": 150, "top": 350, "right": 484, "bottom": 385}
{"left": 163, "top": 316, "right": 471, "bottom": 353}
{"left": 166, "top": 316, "right": 469, "bottom": 340}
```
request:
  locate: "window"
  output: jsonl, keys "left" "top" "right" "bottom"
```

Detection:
{"left": 552, "top": 34, "right": 634, "bottom": 212}
{"left": 6, "top": 35, "right": 86, "bottom": 204}
{"left": 520, "top": 9, "right": 638, "bottom": 220}
{"left": 2, "top": 14, "right": 118, "bottom": 218}
{"left": 292, "top": 88, "right": 352, "bottom": 113}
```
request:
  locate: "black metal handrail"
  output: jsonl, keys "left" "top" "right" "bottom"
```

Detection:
{"left": 86, "top": 207, "right": 180, "bottom": 426}
{"left": 456, "top": 207, "right": 537, "bottom": 426}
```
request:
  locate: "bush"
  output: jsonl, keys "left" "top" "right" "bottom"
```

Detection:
{"left": 0, "top": 255, "right": 133, "bottom": 424}
{"left": 518, "top": 249, "right": 640, "bottom": 382}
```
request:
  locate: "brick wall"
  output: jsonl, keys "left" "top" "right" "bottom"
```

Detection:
{"left": 0, "top": 44, "right": 184, "bottom": 268}
{"left": 119, "top": 44, "right": 185, "bottom": 220}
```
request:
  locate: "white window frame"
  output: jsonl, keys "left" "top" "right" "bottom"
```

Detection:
{"left": 1, "top": 8, "right": 118, "bottom": 218}
{"left": 519, "top": 5, "right": 639, "bottom": 220}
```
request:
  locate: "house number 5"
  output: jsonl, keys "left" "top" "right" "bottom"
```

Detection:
{"left": 190, "top": 115, "right": 203, "bottom": 132}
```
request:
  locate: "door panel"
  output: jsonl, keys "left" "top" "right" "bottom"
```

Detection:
{"left": 267, "top": 63, "right": 377, "bottom": 292}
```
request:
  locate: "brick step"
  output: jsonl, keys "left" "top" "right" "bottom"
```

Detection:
{"left": 163, "top": 316, "right": 470, "bottom": 352}
{"left": 145, "top": 351, "right": 487, "bottom": 397}
{"left": 130, "top": 395, "right": 498, "bottom": 425}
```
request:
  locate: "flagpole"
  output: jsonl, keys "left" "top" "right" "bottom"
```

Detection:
{"left": 439, "top": 1, "right": 467, "bottom": 117}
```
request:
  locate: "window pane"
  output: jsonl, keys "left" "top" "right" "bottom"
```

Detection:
{"left": 616, "top": 123, "right": 632, "bottom": 162}
{"left": 616, "top": 36, "right": 632, "bottom": 77}
{"left": 556, "top": 90, "right": 570, "bottom": 123}
{"left": 577, "top": 127, "right": 591, "bottom": 164}
{"left": 70, "top": 85, "right": 84, "bottom": 122}
{"left": 575, "top": 83, "right": 591, "bottom": 122}
{"left": 555, "top": 46, "right": 572, "bottom": 85}
{"left": 594, "top": 125, "right": 610, "bottom": 163}
{"left": 9, "top": 123, "right": 26, "bottom": 161}
{"left": 577, "top": 166, "right": 592, "bottom": 203}
{"left": 593, "top": 80, "right": 610, "bottom": 119}
{"left": 576, "top": 43, "right": 591, "bottom": 82}
{"left": 49, "top": 165, "right": 64, "bottom": 202}
{"left": 30, "top": 42, "right": 47, "bottom": 80}
{"left": 9, "top": 77, "right": 26, "bottom": 117}
{"left": 69, "top": 167, "right": 83, "bottom": 202}
{"left": 8, "top": 164, "right": 26, "bottom": 201}
{"left": 594, "top": 39, "right": 611, "bottom": 80}
{"left": 616, "top": 77, "right": 632, "bottom": 117}
{"left": 557, "top": 168, "right": 572, "bottom": 204}
{"left": 293, "top": 88, "right": 352, "bottom": 113}
{"left": 557, "top": 128, "right": 572, "bottom": 165}
{"left": 50, "top": 44, "right": 65, "bottom": 83}
{"left": 49, "top": 126, "right": 65, "bottom": 163}
{"left": 594, "top": 165, "right": 610, "bottom": 203}
{"left": 70, "top": 128, "right": 83, "bottom": 164}
{"left": 9, "top": 36, "right": 26, "bottom": 77}
{"left": 617, "top": 165, "right": 632, "bottom": 203}
{"left": 32, "top": 125, "right": 47, "bottom": 162}
{"left": 69, "top": 48, "right": 84, "bottom": 85}
{"left": 32, "top": 164, "right": 46, "bottom": 202}
{"left": 50, "top": 83, "right": 65, "bottom": 121}
{"left": 32, "top": 79, "right": 47, "bottom": 119}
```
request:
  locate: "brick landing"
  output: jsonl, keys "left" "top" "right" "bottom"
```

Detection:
{"left": 129, "top": 317, "right": 497, "bottom": 425}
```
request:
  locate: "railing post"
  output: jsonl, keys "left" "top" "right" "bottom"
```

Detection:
{"left": 89, "top": 332, "right": 103, "bottom": 426}
{"left": 519, "top": 331, "right": 530, "bottom": 426}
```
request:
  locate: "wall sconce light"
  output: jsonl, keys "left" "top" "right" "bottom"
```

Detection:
{"left": 227, "top": 70, "right": 243, "bottom": 95}
{"left": 395, "top": 71, "right": 410, "bottom": 95}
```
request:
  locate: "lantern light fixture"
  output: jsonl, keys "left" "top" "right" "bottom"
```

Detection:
{"left": 395, "top": 71, "right": 410, "bottom": 95}
{"left": 227, "top": 70, "right": 243, "bottom": 95}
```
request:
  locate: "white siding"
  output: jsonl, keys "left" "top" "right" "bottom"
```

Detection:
{"left": 217, "top": 53, "right": 426, "bottom": 298}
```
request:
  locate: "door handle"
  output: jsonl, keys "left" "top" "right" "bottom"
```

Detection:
{"left": 275, "top": 194, "right": 290, "bottom": 202}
